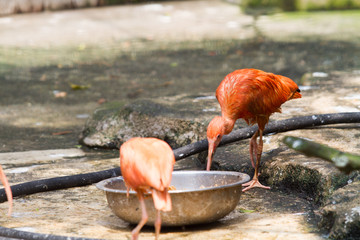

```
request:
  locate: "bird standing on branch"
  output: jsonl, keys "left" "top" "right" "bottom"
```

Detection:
{"left": 120, "top": 137, "right": 175, "bottom": 240}
{"left": 207, "top": 68, "right": 301, "bottom": 191}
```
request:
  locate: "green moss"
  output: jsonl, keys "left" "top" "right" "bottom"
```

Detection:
{"left": 92, "top": 101, "right": 125, "bottom": 121}
{"left": 272, "top": 8, "right": 360, "bottom": 19}
{"left": 267, "top": 163, "right": 348, "bottom": 205}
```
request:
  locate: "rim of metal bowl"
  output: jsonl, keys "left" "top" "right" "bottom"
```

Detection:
{"left": 96, "top": 170, "right": 250, "bottom": 194}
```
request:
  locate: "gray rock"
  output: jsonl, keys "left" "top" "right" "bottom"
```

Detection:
{"left": 211, "top": 143, "right": 350, "bottom": 205}
{"left": 319, "top": 180, "right": 360, "bottom": 239}
{"left": 261, "top": 147, "right": 349, "bottom": 204}
{"left": 79, "top": 94, "right": 219, "bottom": 149}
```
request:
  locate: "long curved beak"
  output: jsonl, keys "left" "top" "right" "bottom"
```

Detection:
{"left": 207, "top": 140, "right": 215, "bottom": 171}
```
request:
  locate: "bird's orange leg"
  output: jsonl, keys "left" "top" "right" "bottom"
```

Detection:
{"left": 154, "top": 210, "right": 161, "bottom": 240}
{"left": 131, "top": 192, "right": 148, "bottom": 240}
{"left": 0, "top": 165, "right": 13, "bottom": 216}
{"left": 249, "top": 130, "right": 259, "bottom": 169}
{"left": 242, "top": 129, "right": 270, "bottom": 192}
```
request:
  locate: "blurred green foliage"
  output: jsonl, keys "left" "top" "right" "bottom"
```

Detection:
{"left": 241, "top": 0, "right": 295, "bottom": 11}
{"left": 283, "top": 136, "right": 360, "bottom": 174}
{"left": 241, "top": 0, "right": 360, "bottom": 11}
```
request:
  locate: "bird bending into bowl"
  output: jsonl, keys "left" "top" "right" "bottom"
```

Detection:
{"left": 120, "top": 137, "right": 175, "bottom": 240}
{"left": 0, "top": 165, "right": 13, "bottom": 216}
{"left": 207, "top": 68, "right": 301, "bottom": 192}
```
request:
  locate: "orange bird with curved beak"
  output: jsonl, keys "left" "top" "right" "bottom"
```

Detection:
{"left": 120, "top": 137, "right": 175, "bottom": 240}
{"left": 207, "top": 69, "right": 301, "bottom": 191}
{"left": 0, "top": 165, "right": 13, "bottom": 216}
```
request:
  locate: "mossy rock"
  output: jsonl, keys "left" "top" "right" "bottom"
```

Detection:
{"left": 260, "top": 147, "right": 349, "bottom": 205}
{"left": 79, "top": 94, "right": 218, "bottom": 149}
{"left": 319, "top": 180, "right": 360, "bottom": 239}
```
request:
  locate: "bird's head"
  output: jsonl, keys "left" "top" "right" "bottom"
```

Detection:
{"left": 206, "top": 116, "right": 225, "bottom": 170}
{"left": 279, "top": 76, "right": 302, "bottom": 100}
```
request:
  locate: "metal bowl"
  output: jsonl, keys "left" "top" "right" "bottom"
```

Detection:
{"left": 96, "top": 170, "right": 250, "bottom": 226}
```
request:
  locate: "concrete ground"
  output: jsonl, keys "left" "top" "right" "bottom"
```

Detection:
{"left": 0, "top": 0, "right": 253, "bottom": 47}
{"left": 0, "top": 149, "right": 322, "bottom": 240}
{"left": 1, "top": 0, "right": 360, "bottom": 239}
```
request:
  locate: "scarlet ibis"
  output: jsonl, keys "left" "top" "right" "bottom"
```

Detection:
{"left": 120, "top": 137, "right": 175, "bottom": 240}
{"left": 207, "top": 68, "right": 301, "bottom": 191}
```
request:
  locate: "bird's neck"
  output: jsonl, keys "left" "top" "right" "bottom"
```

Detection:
{"left": 222, "top": 117, "right": 235, "bottom": 135}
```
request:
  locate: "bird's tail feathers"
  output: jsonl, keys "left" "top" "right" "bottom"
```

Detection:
{"left": 152, "top": 189, "right": 172, "bottom": 212}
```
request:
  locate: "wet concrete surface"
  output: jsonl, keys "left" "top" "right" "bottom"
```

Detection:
{"left": 1, "top": 0, "right": 360, "bottom": 239}
{"left": 0, "top": 149, "right": 322, "bottom": 240}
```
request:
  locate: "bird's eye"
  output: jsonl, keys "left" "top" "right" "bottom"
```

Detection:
{"left": 216, "top": 134, "right": 221, "bottom": 140}
{"left": 296, "top": 88, "right": 301, "bottom": 92}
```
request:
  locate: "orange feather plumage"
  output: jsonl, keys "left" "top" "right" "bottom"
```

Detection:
{"left": 120, "top": 137, "right": 175, "bottom": 212}
{"left": 207, "top": 68, "right": 301, "bottom": 190}
{"left": 120, "top": 137, "right": 175, "bottom": 239}
{"left": 216, "top": 68, "right": 301, "bottom": 130}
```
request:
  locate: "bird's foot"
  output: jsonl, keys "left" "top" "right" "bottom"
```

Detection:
{"left": 242, "top": 179, "right": 270, "bottom": 192}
